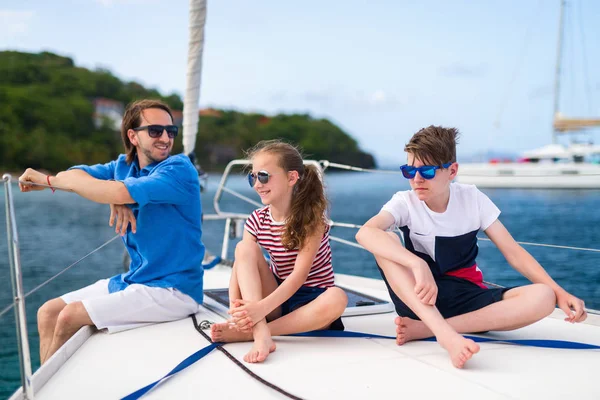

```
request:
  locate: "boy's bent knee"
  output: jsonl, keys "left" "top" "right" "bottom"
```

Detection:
{"left": 533, "top": 284, "right": 556, "bottom": 313}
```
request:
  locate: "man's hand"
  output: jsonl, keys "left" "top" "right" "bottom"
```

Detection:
{"left": 413, "top": 263, "right": 438, "bottom": 306}
{"left": 556, "top": 290, "right": 587, "bottom": 323}
{"left": 228, "top": 299, "right": 267, "bottom": 331}
{"left": 109, "top": 204, "right": 137, "bottom": 236}
{"left": 18, "top": 168, "right": 49, "bottom": 192}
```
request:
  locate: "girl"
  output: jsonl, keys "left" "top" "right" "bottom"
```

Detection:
{"left": 210, "top": 140, "right": 347, "bottom": 363}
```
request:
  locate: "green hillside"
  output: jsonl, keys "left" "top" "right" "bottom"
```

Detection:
{"left": 0, "top": 51, "right": 375, "bottom": 172}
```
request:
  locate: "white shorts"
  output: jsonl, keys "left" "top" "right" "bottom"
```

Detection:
{"left": 61, "top": 279, "right": 200, "bottom": 333}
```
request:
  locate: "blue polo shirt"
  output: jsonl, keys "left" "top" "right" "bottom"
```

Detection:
{"left": 70, "top": 153, "right": 205, "bottom": 304}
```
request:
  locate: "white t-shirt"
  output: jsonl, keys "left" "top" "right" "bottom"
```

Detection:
{"left": 381, "top": 183, "right": 500, "bottom": 277}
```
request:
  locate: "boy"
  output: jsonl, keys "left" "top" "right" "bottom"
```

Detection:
{"left": 355, "top": 125, "right": 587, "bottom": 368}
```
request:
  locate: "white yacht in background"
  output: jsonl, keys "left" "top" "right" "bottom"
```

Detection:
{"left": 458, "top": 1, "right": 600, "bottom": 189}
{"left": 457, "top": 142, "right": 600, "bottom": 189}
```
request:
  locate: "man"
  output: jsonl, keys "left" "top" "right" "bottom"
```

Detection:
{"left": 19, "top": 99, "right": 205, "bottom": 364}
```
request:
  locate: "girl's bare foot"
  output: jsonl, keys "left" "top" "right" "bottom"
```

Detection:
{"left": 210, "top": 322, "right": 253, "bottom": 343}
{"left": 395, "top": 316, "right": 433, "bottom": 345}
{"left": 244, "top": 336, "right": 276, "bottom": 363}
{"left": 438, "top": 333, "right": 480, "bottom": 369}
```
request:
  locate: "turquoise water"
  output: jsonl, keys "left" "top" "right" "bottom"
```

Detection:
{"left": 1, "top": 172, "right": 599, "bottom": 397}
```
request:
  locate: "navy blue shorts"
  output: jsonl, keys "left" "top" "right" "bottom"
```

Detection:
{"left": 377, "top": 265, "right": 510, "bottom": 320}
{"left": 275, "top": 277, "right": 344, "bottom": 331}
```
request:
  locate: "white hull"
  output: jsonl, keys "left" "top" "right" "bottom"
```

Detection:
{"left": 457, "top": 163, "right": 600, "bottom": 189}
{"left": 10, "top": 265, "right": 600, "bottom": 400}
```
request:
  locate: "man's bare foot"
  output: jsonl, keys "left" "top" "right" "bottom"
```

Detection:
{"left": 395, "top": 316, "right": 433, "bottom": 345}
{"left": 211, "top": 323, "right": 253, "bottom": 343}
{"left": 438, "top": 333, "right": 480, "bottom": 369}
{"left": 244, "top": 336, "right": 276, "bottom": 363}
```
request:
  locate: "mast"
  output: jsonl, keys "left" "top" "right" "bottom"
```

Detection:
{"left": 183, "top": 0, "right": 207, "bottom": 158}
{"left": 552, "top": 0, "right": 565, "bottom": 144}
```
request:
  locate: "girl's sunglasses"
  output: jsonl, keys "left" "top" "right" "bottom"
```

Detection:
{"left": 248, "top": 170, "right": 271, "bottom": 187}
{"left": 133, "top": 124, "right": 179, "bottom": 139}
{"left": 400, "top": 162, "right": 452, "bottom": 180}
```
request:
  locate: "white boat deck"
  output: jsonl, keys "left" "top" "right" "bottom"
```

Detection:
{"left": 12, "top": 264, "right": 600, "bottom": 400}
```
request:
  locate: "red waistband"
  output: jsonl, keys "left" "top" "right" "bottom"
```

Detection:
{"left": 445, "top": 264, "right": 487, "bottom": 289}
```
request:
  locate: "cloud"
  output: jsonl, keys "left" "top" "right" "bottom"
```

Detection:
{"left": 0, "top": 10, "right": 34, "bottom": 36}
{"left": 349, "top": 89, "right": 400, "bottom": 109}
{"left": 269, "top": 88, "right": 402, "bottom": 111}
{"left": 94, "top": 0, "right": 158, "bottom": 6}
{"left": 438, "top": 64, "right": 487, "bottom": 78}
{"left": 529, "top": 85, "right": 553, "bottom": 99}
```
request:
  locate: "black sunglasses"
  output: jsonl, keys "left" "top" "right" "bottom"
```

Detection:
{"left": 248, "top": 170, "right": 271, "bottom": 187}
{"left": 133, "top": 124, "right": 178, "bottom": 139}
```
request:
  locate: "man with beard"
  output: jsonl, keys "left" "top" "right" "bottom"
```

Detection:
{"left": 19, "top": 99, "right": 205, "bottom": 364}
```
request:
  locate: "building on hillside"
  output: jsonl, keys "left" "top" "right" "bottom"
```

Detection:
{"left": 93, "top": 98, "right": 124, "bottom": 130}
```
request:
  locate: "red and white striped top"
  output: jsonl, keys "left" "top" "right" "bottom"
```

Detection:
{"left": 245, "top": 206, "right": 335, "bottom": 288}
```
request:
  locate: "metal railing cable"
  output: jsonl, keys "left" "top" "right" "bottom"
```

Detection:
{"left": 0, "top": 235, "right": 122, "bottom": 320}
{"left": 477, "top": 237, "right": 600, "bottom": 253}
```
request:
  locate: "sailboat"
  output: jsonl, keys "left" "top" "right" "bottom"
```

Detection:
{"left": 4, "top": 1, "right": 600, "bottom": 399}
{"left": 457, "top": 0, "right": 600, "bottom": 189}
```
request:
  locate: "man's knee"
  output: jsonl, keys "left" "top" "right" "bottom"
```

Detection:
{"left": 38, "top": 298, "right": 66, "bottom": 325}
{"left": 55, "top": 302, "right": 91, "bottom": 335}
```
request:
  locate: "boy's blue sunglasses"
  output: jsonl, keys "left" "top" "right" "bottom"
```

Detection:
{"left": 399, "top": 162, "right": 452, "bottom": 180}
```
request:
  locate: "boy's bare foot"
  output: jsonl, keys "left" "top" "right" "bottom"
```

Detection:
{"left": 438, "top": 333, "right": 480, "bottom": 369}
{"left": 244, "top": 336, "right": 276, "bottom": 363}
{"left": 395, "top": 316, "right": 434, "bottom": 345}
{"left": 210, "top": 322, "right": 252, "bottom": 343}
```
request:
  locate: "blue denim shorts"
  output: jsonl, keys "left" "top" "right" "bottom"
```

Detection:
{"left": 275, "top": 277, "right": 344, "bottom": 331}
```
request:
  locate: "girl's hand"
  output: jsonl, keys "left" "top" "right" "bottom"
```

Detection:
{"left": 109, "top": 204, "right": 137, "bottom": 236}
{"left": 228, "top": 299, "right": 267, "bottom": 330}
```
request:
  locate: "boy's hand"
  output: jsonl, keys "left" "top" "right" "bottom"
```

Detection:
{"left": 109, "top": 204, "right": 137, "bottom": 236}
{"left": 556, "top": 290, "right": 587, "bottom": 323}
{"left": 413, "top": 263, "right": 438, "bottom": 306}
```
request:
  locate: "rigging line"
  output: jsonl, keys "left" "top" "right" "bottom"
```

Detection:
{"left": 478, "top": 237, "right": 600, "bottom": 253}
{"left": 493, "top": 0, "right": 544, "bottom": 129}
{"left": 0, "top": 235, "right": 122, "bottom": 320}
{"left": 220, "top": 186, "right": 262, "bottom": 207}
{"left": 24, "top": 235, "right": 122, "bottom": 298}
{"left": 191, "top": 315, "right": 305, "bottom": 400}
{"left": 566, "top": 1, "right": 576, "bottom": 118}
{"left": 322, "top": 161, "right": 403, "bottom": 175}
{"left": 577, "top": 0, "right": 593, "bottom": 115}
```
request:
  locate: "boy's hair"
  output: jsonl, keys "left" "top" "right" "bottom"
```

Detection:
{"left": 404, "top": 125, "right": 460, "bottom": 166}
{"left": 247, "top": 139, "right": 328, "bottom": 251}
{"left": 121, "top": 99, "right": 174, "bottom": 164}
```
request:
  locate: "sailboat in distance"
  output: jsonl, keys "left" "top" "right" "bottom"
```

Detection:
{"left": 457, "top": 0, "right": 600, "bottom": 189}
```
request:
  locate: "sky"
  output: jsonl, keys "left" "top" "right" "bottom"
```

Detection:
{"left": 1, "top": 0, "right": 599, "bottom": 165}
